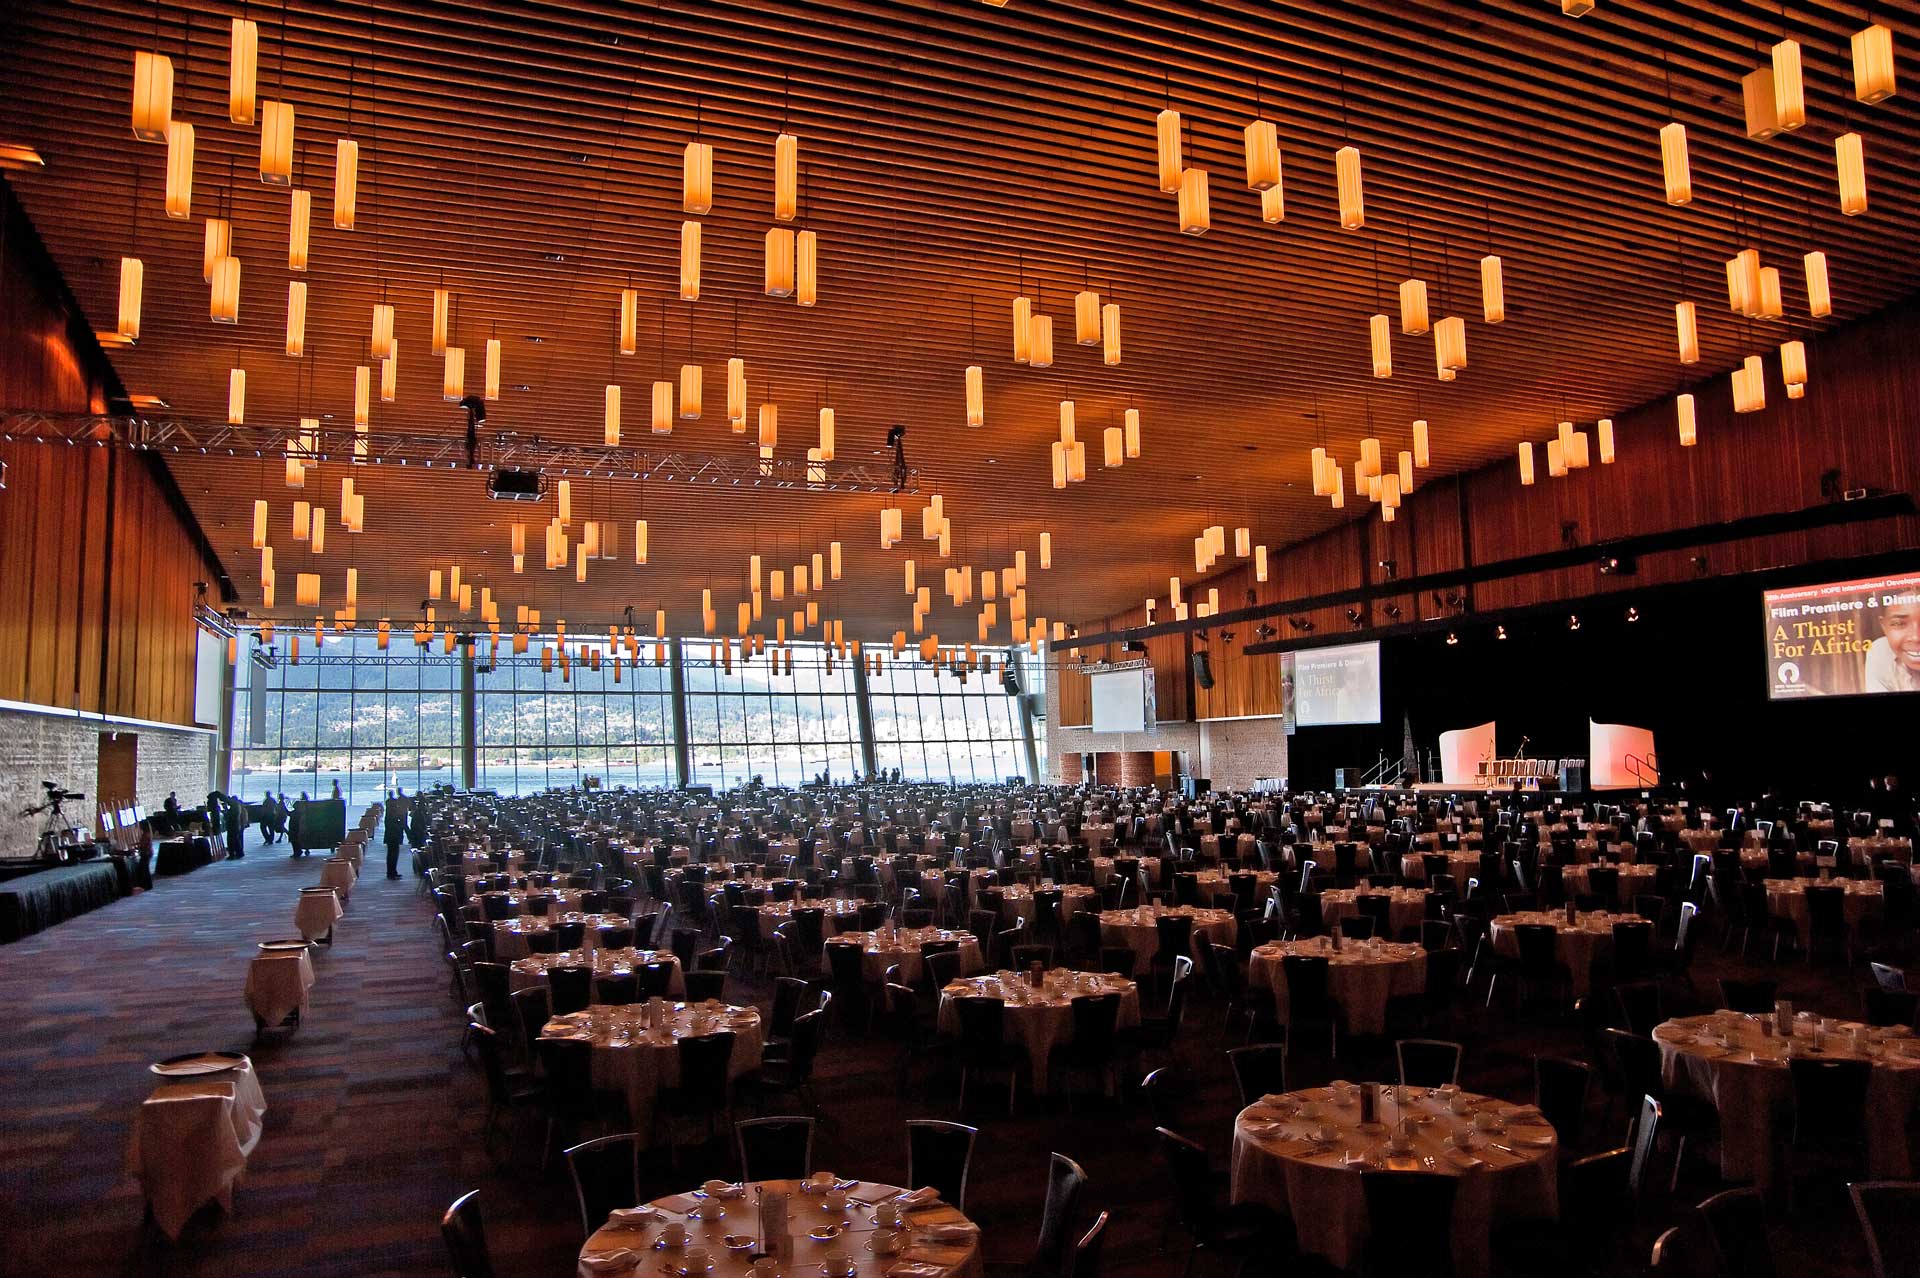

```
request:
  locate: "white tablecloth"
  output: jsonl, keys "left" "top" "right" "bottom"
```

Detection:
{"left": 1560, "top": 862, "right": 1659, "bottom": 905}
{"left": 1098, "top": 907, "right": 1237, "bottom": 976}
{"left": 293, "top": 889, "right": 343, "bottom": 941}
{"left": 1319, "top": 888, "right": 1430, "bottom": 938}
{"left": 1763, "top": 878, "right": 1882, "bottom": 946}
{"left": 1488, "top": 911, "right": 1630, "bottom": 998}
{"left": 492, "top": 912, "right": 629, "bottom": 960}
{"left": 1656, "top": 1012, "right": 1920, "bottom": 1187}
{"left": 937, "top": 973, "right": 1140, "bottom": 1093}
{"left": 510, "top": 948, "right": 686, "bottom": 998}
{"left": 1230, "top": 1087, "right": 1555, "bottom": 1278}
{"left": 1248, "top": 938, "right": 1427, "bottom": 1035}
{"left": 244, "top": 950, "right": 314, "bottom": 1026}
{"left": 318, "top": 857, "right": 356, "bottom": 904}
{"left": 756, "top": 899, "right": 861, "bottom": 941}
{"left": 578, "top": 1180, "right": 984, "bottom": 1278}
{"left": 826, "top": 930, "right": 983, "bottom": 984}
{"left": 543, "top": 1003, "right": 763, "bottom": 1143}
{"left": 128, "top": 1058, "right": 267, "bottom": 1239}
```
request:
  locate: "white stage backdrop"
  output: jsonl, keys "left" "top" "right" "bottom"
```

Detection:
{"left": 1589, "top": 719, "right": 1658, "bottom": 788}
{"left": 1437, "top": 721, "right": 1498, "bottom": 785}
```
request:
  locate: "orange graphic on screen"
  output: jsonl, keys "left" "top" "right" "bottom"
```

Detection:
{"left": 1763, "top": 572, "right": 1920, "bottom": 699}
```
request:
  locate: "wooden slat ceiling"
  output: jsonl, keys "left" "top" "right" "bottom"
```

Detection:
{"left": 4, "top": 0, "right": 1918, "bottom": 642}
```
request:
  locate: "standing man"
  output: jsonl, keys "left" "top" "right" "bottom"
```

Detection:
{"left": 407, "top": 790, "right": 428, "bottom": 859}
{"left": 383, "top": 789, "right": 405, "bottom": 879}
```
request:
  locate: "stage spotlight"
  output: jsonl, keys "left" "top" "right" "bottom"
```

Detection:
{"left": 1496, "top": 625, "right": 1508, "bottom": 640}
{"left": 1445, "top": 631, "right": 1458, "bottom": 646}
{"left": 1345, "top": 607, "right": 1364, "bottom": 628}
{"left": 1625, "top": 606, "right": 1640, "bottom": 622}
{"left": 1568, "top": 613, "right": 1581, "bottom": 631}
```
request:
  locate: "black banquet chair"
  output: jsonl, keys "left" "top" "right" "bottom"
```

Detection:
{"left": 441, "top": 1190, "right": 497, "bottom": 1278}
{"left": 736, "top": 1115, "right": 816, "bottom": 1181}
{"left": 565, "top": 1133, "right": 640, "bottom": 1242}
{"left": 1849, "top": 1180, "right": 1920, "bottom": 1278}
{"left": 1361, "top": 1170, "right": 1459, "bottom": 1278}
{"left": 905, "top": 1119, "right": 979, "bottom": 1212}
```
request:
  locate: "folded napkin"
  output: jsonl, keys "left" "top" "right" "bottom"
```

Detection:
{"left": 905, "top": 1245, "right": 966, "bottom": 1264}
{"left": 893, "top": 1187, "right": 942, "bottom": 1209}
{"left": 887, "top": 1264, "right": 949, "bottom": 1278}
{"left": 579, "top": 1248, "right": 644, "bottom": 1271}
{"left": 607, "top": 1206, "right": 657, "bottom": 1227}
{"left": 913, "top": 1224, "right": 977, "bottom": 1243}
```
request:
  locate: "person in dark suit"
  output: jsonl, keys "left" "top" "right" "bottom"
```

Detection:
{"left": 407, "top": 793, "right": 428, "bottom": 855}
{"left": 383, "top": 790, "right": 405, "bottom": 879}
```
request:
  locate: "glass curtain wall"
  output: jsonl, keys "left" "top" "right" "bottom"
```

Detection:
{"left": 682, "top": 642, "right": 863, "bottom": 788}
{"left": 474, "top": 638, "right": 675, "bottom": 793}
{"left": 869, "top": 657, "right": 1027, "bottom": 783}
{"left": 230, "top": 632, "right": 461, "bottom": 808}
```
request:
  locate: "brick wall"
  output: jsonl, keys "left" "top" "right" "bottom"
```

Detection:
{"left": 1197, "top": 716, "right": 1290, "bottom": 792}
{"left": 0, "top": 706, "right": 212, "bottom": 858}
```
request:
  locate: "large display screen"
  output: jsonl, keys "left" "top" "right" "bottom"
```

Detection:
{"left": 1292, "top": 640, "right": 1382, "bottom": 726}
{"left": 1763, "top": 571, "right": 1920, "bottom": 699}
{"left": 1090, "top": 667, "right": 1155, "bottom": 733}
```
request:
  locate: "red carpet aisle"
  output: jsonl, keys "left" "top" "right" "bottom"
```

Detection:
{"left": 0, "top": 841, "right": 578, "bottom": 1278}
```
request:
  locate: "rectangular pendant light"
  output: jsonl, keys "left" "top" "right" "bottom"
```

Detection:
{"left": 1675, "top": 300, "right": 1699, "bottom": 364}
{"left": 1400, "top": 279, "right": 1430, "bottom": 335}
{"left": 1370, "top": 313, "right": 1393, "bottom": 378}
{"left": 1435, "top": 316, "right": 1467, "bottom": 370}
{"left": 442, "top": 346, "right": 465, "bottom": 401}
{"left": 285, "top": 280, "right": 307, "bottom": 356}
{"left": 680, "top": 364, "right": 702, "bottom": 419}
{"left": 652, "top": 380, "right": 675, "bottom": 434}
{"left": 432, "top": 287, "right": 450, "bottom": 355}
{"left": 1335, "top": 145, "right": 1365, "bottom": 229}
{"left": 773, "top": 132, "right": 798, "bottom": 221}
{"left": 1012, "top": 296, "right": 1032, "bottom": 363}
{"left": 1836, "top": 132, "right": 1868, "bottom": 215}
{"left": 1398, "top": 451, "right": 1415, "bottom": 493}
{"left": 1100, "top": 301, "right": 1123, "bottom": 365}
{"left": 1743, "top": 66, "right": 1783, "bottom": 140}
{"left": 259, "top": 100, "right": 294, "bottom": 185}
{"left": 684, "top": 139, "right": 713, "bottom": 214}
{"left": 202, "top": 217, "right": 231, "bottom": 281}
{"left": 1597, "top": 418, "right": 1615, "bottom": 464}
{"left": 1412, "top": 418, "right": 1430, "bottom": 467}
{"left": 603, "top": 384, "right": 621, "bottom": 445}
{"left": 485, "top": 337, "right": 501, "bottom": 401}
{"left": 1547, "top": 437, "right": 1567, "bottom": 478}
{"left": 1518, "top": 441, "right": 1535, "bottom": 486}
{"left": 117, "top": 257, "right": 143, "bottom": 341}
{"left": 1771, "top": 40, "right": 1806, "bottom": 132}
{"left": 1124, "top": 407, "right": 1141, "bottom": 458}
{"left": 229, "top": 18, "right": 258, "bottom": 124}
{"left": 131, "top": 51, "right": 173, "bottom": 142}
{"left": 228, "top": 368, "right": 246, "bottom": 424}
{"left": 370, "top": 302, "right": 395, "bottom": 359}
{"left": 164, "top": 122, "right": 194, "bottom": 218}
{"left": 818, "top": 407, "right": 835, "bottom": 460}
{"left": 381, "top": 340, "right": 398, "bottom": 401}
{"left": 333, "top": 139, "right": 358, "bottom": 229}
{"left": 1039, "top": 531, "right": 1052, "bottom": 569}
{"left": 1757, "top": 267, "right": 1784, "bottom": 320}
{"left": 1677, "top": 393, "right": 1697, "bottom": 445}
{"left": 680, "top": 221, "right": 702, "bottom": 301}
{"left": 252, "top": 499, "right": 269, "bottom": 550}
{"left": 634, "top": 521, "right": 650, "bottom": 565}
{"left": 727, "top": 357, "right": 747, "bottom": 428}
{"left": 1103, "top": 427, "right": 1123, "bottom": 468}
{"left": 1058, "top": 398, "right": 1075, "bottom": 444}
{"left": 1659, "top": 121, "right": 1692, "bottom": 205}
{"left": 1244, "top": 118, "right": 1280, "bottom": 190}
{"left": 1155, "top": 108, "right": 1183, "bottom": 193}
{"left": 758, "top": 402, "right": 777, "bottom": 448}
{"left": 965, "top": 365, "right": 984, "bottom": 427}
{"left": 1853, "top": 24, "right": 1897, "bottom": 103}
{"left": 618, "top": 287, "right": 639, "bottom": 356}
{"left": 295, "top": 573, "right": 320, "bottom": 608}
{"left": 1312, "top": 447, "right": 1331, "bottom": 495}
{"left": 1780, "top": 339, "right": 1808, "bottom": 386}
{"left": 210, "top": 255, "right": 241, "bottom": 323}
{"left": 796, "top": 229, "right": 817, "bottom": 307}
{"left": 765, "top": 227, "right": 796, "bottom": 297}
{"left": 1804, "top": 251, "right": 1832, "bottom": 318}
{"left": 287, "top": 189, "right": 310, "bottom": 270}
{"left": 1074, "top": 289, "right": 1101, "bottom": 344}
{"left": 1051, "top": 441, "right": 1067, "bottom": 489}
{"left": 1260, "top": 183, "right": 1285, "bottom": 225}
{"left": 1479, "top": 255, "right": 1505, "bottom": 323}
{"left": 1177, "top": 168, "right": 1210, "bottom": 235}
{"left": 1029, "top": 314, "right": 1054, "bottom": 368}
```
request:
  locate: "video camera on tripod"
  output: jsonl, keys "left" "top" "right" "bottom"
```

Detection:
{"left": 20, "top": 781, "right": 88, "bottom": 863}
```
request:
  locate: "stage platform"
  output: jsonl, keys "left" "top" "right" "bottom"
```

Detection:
{"left": 0, "top": 861, "right": 129, "bottom": 943}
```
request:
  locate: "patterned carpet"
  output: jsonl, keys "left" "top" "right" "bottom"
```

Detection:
{"left": 0, "top": 834, "right": 1887, "bottom": 1277}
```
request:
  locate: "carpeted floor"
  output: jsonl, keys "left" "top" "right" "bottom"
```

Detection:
{"left": 0, "top": 834, "right": 1892, "bottom": 1277}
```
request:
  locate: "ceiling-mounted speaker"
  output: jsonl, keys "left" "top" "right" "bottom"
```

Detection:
{"left": 1192, "top": 651, "right": 1214, "bottom": 690}
{"left": 1001, "top": 666, "right": 1022, "bottom": 696}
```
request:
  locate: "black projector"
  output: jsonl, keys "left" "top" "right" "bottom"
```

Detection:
{"left": 488, "top": 469, "right": 543, "bottom": 501}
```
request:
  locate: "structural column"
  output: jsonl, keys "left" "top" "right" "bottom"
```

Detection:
{"left": 1011, "top": 651, "right": 1041, "bottom": 782}
{"left": 458, "top": 640, "right": 477, "bottom": 791}
{"left": 852, "top": 653, "right": 879, "bottom": 779}
{"left": 668, "top": 638, "right": 691, "bottom": 788}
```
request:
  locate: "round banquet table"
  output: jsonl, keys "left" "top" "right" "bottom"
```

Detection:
{"left": 1851, "top": 836, "right": 1913, "bottom": 866}
{"left": 936, "top": 970, "right": 1141, "bottom": 1094}
{"left": 1655, "top": 1012, "right": 1920, "bottom": 1187}
{"left": 492, "top": 911, "right": 629, "bottom": 960}
{"left": 1248, "top": 937, "right": 1427, "bottom": 1035}
{"left": 1763, "top": 877, "right": 1883, "bottom": 947}
{"left": 1399, "top": 850, "right": 1482, "bottom": 884}
{"left": 1487, "top": 910, "right": 1633, "bottom": 999}
{"left": 1187, "top": 868, "right": 1279, "bottom": 901}
{"left": 542, "top": 1001, "right": 763, "bottom": 1146}
{"left": 479, "top": 887, "right": 588, "bottom": 914}
{"left": 994, "top": 883, "right": 1098, "bottom": 926}
{"left": 755, "top": 898, "right": 861, "bottom": 940}
{"left": 1229, "top": 1085, "right": 1556, "bottom": 1278}
{"left": 825, "top": 928, "right": 984, "bottom": 984}
{"left": 510, "top": 947, "right": 686, "bottom": 997}
{"left": 1560, "top": 861, "right": 1660, "bottom": 905}
{"left": 576, "top": 1179, "right": 985, "bottom": 1278}
{"left": 1097, "top": 906, "right": 1237, "bottom": 976}
{"left": 1091, "top": 855, "right": 1163, "bottom": 889}
{"left": 1319, "top": 887, "right": 1430, "bottom": 938}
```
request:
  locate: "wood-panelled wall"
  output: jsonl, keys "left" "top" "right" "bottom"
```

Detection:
{"left": 0, "top": 190, "right": 216, "bottom": 726}
{"left": 1064, "top": 295, "right": 1920, "bottom": 720}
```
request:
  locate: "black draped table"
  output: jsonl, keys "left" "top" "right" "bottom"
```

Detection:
{"left": 0, "top": 861, "right": 129, "bottom": 942}
{"left": 155, "top": 836, "right": 220, "bottom": 877}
